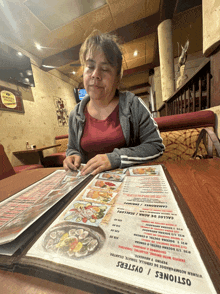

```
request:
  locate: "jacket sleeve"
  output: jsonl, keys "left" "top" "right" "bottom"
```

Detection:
{"left": 107, "top": 98, "right": 165, "bottom": 169}
{"left": 66, "top": 109, "right": 84, "bottom": 160}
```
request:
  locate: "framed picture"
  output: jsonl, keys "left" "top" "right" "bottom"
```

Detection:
{"left": 0, "top": 86, "right": 24, "bottom": 113}
{"left": 54, "top": 97, "right": 69, "bottom": 127}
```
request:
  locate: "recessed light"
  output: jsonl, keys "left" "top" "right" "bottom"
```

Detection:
{"left": 17, "top": 52, "right": 23, "bottom": 57}
{"left": 133, "top": 50, "right": 138, "bottom": 57}
{"left": 23, "top": 78, "right": 30, "bottom": 84}
{"left": 26, "top": 69, "right": 33, "bottom": 76}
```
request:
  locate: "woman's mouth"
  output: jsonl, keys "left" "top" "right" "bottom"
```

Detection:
{"left": 90, "top": 85, "right": 102, "bottom": 89}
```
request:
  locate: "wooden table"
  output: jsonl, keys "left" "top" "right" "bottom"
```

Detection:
{"left": 13, "top": 144, "right": 61, "bottom": 166}
{"left": 0, "top": 159, "right": 219, "bottom": 294}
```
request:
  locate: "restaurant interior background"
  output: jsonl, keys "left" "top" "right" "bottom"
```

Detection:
{"left": 0, "top": 0, "right": 220, "bottom": 167}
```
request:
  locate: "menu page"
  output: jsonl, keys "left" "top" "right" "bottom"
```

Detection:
{"left": 0, "top": 169, "right": 88, "bottom": 248}
{"left": 26, "top": 165, "right": 217, "bottom": 294}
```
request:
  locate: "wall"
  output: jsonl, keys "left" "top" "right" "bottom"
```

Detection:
{"left": 0, "top": 64, "right": 78, "bottom": 167}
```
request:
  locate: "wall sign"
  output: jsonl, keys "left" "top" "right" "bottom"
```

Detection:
{"left": 0, "top": 86, "right": 24, "bottom": 113}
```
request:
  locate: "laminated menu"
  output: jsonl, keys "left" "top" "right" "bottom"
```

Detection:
{"left": 0, "top": 165, "right": 219, "bottom": 294}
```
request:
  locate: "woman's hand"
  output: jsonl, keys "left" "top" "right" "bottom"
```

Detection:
{"left": 81, "top": 154, "right": 111, "bottom": 176}
{"left": 63, "top": 155, "right": 81, "bottom": 171}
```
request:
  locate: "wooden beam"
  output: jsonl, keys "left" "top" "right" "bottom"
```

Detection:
{"left": 123, "top": 64, "right": 151, "bottom": 77}
{"left": 159, "top": 0, "right": 178, "bottom": 21}
{"left": 133, "top": 91, "right": 149, "bottom": 96}
{"left": 127, "top": 83, "right": 150, "bottom": 91}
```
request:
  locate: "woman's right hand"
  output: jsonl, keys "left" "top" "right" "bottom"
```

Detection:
{"left": 63, "top": 155, "right": 81, "bottom": 171}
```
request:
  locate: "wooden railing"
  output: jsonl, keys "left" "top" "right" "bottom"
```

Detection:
{"left": 158, "top": 59, "right": 211, "bottom": 116}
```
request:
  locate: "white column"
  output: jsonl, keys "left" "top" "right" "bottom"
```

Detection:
{"left": 203, "top": 0, "right": 220, "bottom": 56}
{"left": 158, "top": 19, "right": 175, "bottom": 101}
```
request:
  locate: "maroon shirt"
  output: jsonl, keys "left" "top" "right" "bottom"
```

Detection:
{"left": 81, "top": 104, "right": 126, "bottom": 160}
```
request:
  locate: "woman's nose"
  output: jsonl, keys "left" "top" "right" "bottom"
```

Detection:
{"left": 91, "top": 67, "right": 101, "bottom": 80}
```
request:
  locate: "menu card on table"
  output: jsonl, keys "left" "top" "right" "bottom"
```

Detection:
{"left": 23, "top": 165, "right": 218, "bottom": 294}
{"left": 0, "top": 169, "right": 89, "bottom": 256}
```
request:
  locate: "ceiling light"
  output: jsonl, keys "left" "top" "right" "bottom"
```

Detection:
{"left": 72, "top": 71, "right": 76, "bottom": 74}
{"left": 42, "top": 65, "right": 58, "bottom": 68}
{"left": 26, "top": 69, "right": 33, "bottom": 76}
{"left": 23, "top": 78, "right": 30, "bottom": 84}
{"left": 36, "top": 43, "right": 42, "bottom": 50}
{"left": 17, "top": 52, "right": 23, "bottom": 57}
{"left": 133, "top": 50, "right": 138, "bottom": 57}
{"left": 35, "top": 44, "right": 60, "bottom": 50}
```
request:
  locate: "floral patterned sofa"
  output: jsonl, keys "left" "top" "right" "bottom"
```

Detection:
{"left": 154, "top": 110, "right": 217, "bottom": 162}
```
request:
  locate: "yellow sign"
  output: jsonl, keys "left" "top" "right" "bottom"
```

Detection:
{"left": 1, "top": 90, "right": 17, "bottom": 109}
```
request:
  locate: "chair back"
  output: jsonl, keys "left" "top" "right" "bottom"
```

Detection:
{"left": 0, "top": 144, "right": 16, "bottom": 180}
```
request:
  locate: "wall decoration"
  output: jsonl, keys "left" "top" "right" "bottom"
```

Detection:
{"left": 0, "top": 86, "right": 24, "bottom": 113}
{"left": 54, "top": 97, "right": 69, "bottom": 127}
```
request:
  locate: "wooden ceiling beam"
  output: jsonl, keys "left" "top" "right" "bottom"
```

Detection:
{"left": 127, "top": 83, "right": 150, "bottom": 91}
{"left": 159, "top": 0, "right": 178, "bottom": 21}
{"left": 133, "top": 91, "right": 149, "bottom": 96}
{"left": 123, "top": 64, "right": 151, "bottom": 77}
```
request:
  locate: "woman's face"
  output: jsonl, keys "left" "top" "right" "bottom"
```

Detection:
{"left": 83, "top": 49, "right": 119, "bottom": 103}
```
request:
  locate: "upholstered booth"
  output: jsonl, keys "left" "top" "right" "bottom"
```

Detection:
{"left": 42, "top": 134, "right": 68, "bottom": 167}
{"left": 0, "top": 144, "right": 43, "bottom": 180}
{"left": 41, "top": 110, "right": 219, "bottom": 167}
{"left": 154, "top": 110, "right": 217, "bottom": 161}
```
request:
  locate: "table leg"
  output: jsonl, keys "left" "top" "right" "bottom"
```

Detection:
{"left": 38, "top": 151, "right": 45, "bottom": 165}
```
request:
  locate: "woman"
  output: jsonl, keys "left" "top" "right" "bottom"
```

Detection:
{"left": 63, "top": 32, "right": 165, "bottom": 176}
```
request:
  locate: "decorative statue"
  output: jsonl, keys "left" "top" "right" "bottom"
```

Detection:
{"left": 176, "top": 40, "right": 189, "bottom": 89}
{"left": 178, "top": 40, "right": 189, "bottom": 69}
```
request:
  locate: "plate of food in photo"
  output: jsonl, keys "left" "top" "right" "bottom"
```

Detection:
{"left": 98, "top": 172, "right": 126, "bottom": 182}
{"left": 129, "top": 166, "right": 159, "bottom": 176}
{"left": 43, "top": 222, "right": 105, "bottom": 259}
{"left": 82, "top": 188, "right": 117, "bottom": 203}
{"left": 110, "top": 168, "right": 127, "bottom": 174}
{"left": 91, "top": 179, "right": 121, "bottom": 191}
{"left": 63, "top": 201, "right": 110, "bottom": 226}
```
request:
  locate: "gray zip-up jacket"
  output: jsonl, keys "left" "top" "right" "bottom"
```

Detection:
{"left": 66, "top": 91, "right": 165, "bottom": 169}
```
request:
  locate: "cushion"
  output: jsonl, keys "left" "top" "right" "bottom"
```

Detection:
{"left": 42, "top": 152, "right": 66, "bottom": 167}
{"left": 156, "top": 127, "right": 212, "bottom": 162}
{"left": 155, "top": 110, "right": 215, "bottom": 132}
{"left": 55, "top": 138, "right": 68, "bottom": 153}
{"left": 14, "top": 164, "right": 44, "bottom": 173}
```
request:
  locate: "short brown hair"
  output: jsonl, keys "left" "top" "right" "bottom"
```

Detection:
{"left": 79, "top": 31, "right": 123, "bottom": 77}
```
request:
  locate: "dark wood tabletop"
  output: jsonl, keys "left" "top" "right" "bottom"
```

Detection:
{"left": 12, "top": 144, "right": 61, "bottom": 166}
{"left": 0, "top": 158, "right": 219, "bottom": 294}
{"left": 13, "top": 144, "right": 61, "bottom": 155}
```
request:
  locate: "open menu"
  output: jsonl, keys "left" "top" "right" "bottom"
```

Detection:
{"left": 0, "top": 168, "right": 90, "bottom": 257}
{"left": 0, "top": 165, "right": 219, "bottom": 294}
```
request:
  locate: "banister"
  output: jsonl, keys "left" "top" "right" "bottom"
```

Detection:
{"left": 158, "top": 59, "right": 211, "bottom": 116}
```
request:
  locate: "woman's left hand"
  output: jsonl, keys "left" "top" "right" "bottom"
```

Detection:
{"left": 80, "top": 154, "right": 112, "bottom": 176}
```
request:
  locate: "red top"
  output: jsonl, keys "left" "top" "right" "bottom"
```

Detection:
{"left": 81, "top": 104, "right": 126, "bottom": 160}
